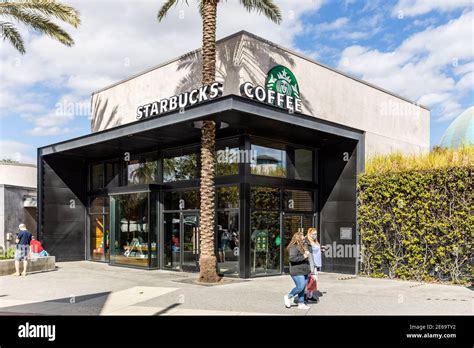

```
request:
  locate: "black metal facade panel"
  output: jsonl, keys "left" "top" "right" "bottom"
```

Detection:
{"left": 43, "top": 234, "right": 85, "bottom": 261}
{"left": 320, "top": 221, "right": 357, "bottom": 274}
{"left": 43, "top": 187, "right": 83, "bottom": 205}
{"left": 320, "top": 201, "right": 357, "bottom": 222}
{"left": 43, "top": 204, "right": 86, "bottom": 222}
{"left": 323, "top": 179, "right": 357, "bottom": 202}
{"left": 41, "top": 157, "right": 86, "bottom": 262}
{"left": 320, "top": 140, "right": 358, "bottom": 274}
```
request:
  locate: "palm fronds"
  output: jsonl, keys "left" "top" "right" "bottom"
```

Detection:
{"left": 157, "top": 0, "right": 179, "bottom": 21}
{"left": 0, "top": 0, "right": 80, "bottom": 54}
{"left": 238, "top": 0, "right": 281, "bottom": 23}
{"left": 0, "top": 21, "right": 24, "bottom": 53}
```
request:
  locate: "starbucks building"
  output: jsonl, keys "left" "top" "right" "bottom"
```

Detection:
{"left": 37, "top": 31, "right": 430, "bottom": 278}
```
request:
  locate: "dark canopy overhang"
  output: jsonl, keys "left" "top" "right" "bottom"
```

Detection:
{"left": 38, "top": 95, "right": 364, "bottom": 161}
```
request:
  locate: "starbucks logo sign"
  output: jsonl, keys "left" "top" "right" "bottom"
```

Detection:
{"left": 266, "top": 65, "right": 300, "bottom": 99}
{"left": 240, "top": 65, "right": 302, "bottom": 113}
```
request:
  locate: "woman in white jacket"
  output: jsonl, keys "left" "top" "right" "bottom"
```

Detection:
{"left": 305, "top": 227, "right": 326, "bottom": 302}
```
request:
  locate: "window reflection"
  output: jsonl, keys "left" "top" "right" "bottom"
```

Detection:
{"left": 106, "top": 161, "right": 120, "bottom": 187}
{"left": 251, "top": 144, "right": 286, "bottom": 178}
{"left": 283, "top": 190, "right": 314, "bottom": 211}
{"left": 91, "top": 163, "right": 104, "bottom": 190}
{"left": 164, "top": 190, "right": 200, "bottom": 210}
{"left": 251, "top": 187, "right": 280, "bottom": 210}
{"left": 292, "top": 148, "right": 313, "bottom": 181}
{"left": 250, "top": 211, "right": 280, "bottom": 275}
{"left": 217, "top": 186, "right": 239, "bottom": 209}
{"left": 163, "top": 154, "right": 198, "bottom": 182}
{"left": 216, "top": 147, "right": 239, "bottom": 176}
{"left": 127, "top": 156, "right": 157, "bottom": 185}
{"left": 111, "top": 192, "right": 151, "bottom": 267}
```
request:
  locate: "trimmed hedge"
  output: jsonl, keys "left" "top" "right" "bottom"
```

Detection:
{"left": 357, "top": 165, "right": 473, "bottom": 284}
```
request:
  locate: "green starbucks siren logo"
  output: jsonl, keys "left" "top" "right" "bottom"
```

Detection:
{"left": 240, "top": 65, "right": 302, "bottom": 113}
{"left": 266, "top": 65, "right": 300, "bottom": 99}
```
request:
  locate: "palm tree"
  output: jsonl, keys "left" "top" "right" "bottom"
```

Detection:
{"left": 158, "top": 0, "right": 281, "bottom": 282}
{"left": 0, "top": 0, "right": 80, "bottom": 54}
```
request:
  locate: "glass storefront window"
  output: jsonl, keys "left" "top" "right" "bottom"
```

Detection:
{"left": 251, "top": 143, "right": 286, "bottom": 178}
{"left": 164, "top": 190, "right": 200, "bottom": 211}
{"left": 88, "top": 197, "right": 109, "bottom": 262}
{"left": 216, "top": 147, "right": 239, "bottom": 176}
{"left": 163, "top": 212, "right": 181, "bottom": 269}
{"left": 282, "top": 190, "right": 314, "bottom": 211}
{"left": 150, "top": 192, "right": 159, "bottom": 268}
{"left": 250, "top": 211, "right": 280, "bottom": 275}
{"left": 106, "top": 161, "right": 120, "bottom": 187}
{"left": 251, "top": 187, "right": 280, "bottom": 210}
{"left": 90, "top": 197, "right": 107, "bottom": 214}
{"left": 216, "top": 186, "right": 239, "bottom": 275}
{"left": 110, "top": 192, "right": 150, "bottom": 267}
{"left": 294, "top": 149, "right": 313, "bottom": 181}
{"left": 163, "top": 154, "right": 198, "bottom": 182}
{"left": 217, "top": 210, "right": 239, "bottom": 275}
{"left": 91, "top": 163, "right": 104, "bottom": 190}
{"left": 127, "top": 155, "right": 158, "bottom": 185}
{"left": 217, "top": 186, "right": 239, "bottom": 209}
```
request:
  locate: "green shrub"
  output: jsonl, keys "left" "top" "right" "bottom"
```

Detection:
{"left": 358, "top": 148, "right": 473, "bottom": 284}
{"left": 0, "top": 247, "right": 16, "bottom": 260}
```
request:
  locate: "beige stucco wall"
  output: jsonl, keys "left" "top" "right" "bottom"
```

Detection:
{"left": 0, "top": 163, "right": 37, "bottom": 188}
{"left": 91, "top": 31, "right": 430, "bottom": 159}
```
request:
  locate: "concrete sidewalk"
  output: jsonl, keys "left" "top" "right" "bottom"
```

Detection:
{"left": 0, "top": 261, "right": 471, "bottom": 315}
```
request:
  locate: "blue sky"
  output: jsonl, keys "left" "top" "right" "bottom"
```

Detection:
{"left": 0, "top": 0, "right": 473, "bottom": 163}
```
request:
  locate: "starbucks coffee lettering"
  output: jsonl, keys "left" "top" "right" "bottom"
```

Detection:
{"left": 239, "top": 82, "right": 302, "bottom": 113}
{"left": 239, "top": 65, "right": 302, "bottom": 113}
{"left": 137, "top": 82, "right": 223, "bottom": 120}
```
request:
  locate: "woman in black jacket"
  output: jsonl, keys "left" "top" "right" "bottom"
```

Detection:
{"left": 284, "top": 231, "right": 311, "bottom": 310}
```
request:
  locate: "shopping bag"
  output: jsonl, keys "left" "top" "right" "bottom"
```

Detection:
{"left": 306, "top": 273, "right": 317, "bottom": 292}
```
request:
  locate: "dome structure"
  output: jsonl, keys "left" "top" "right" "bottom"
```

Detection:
{"left": 439, "top": 106, "right": 474, "bottom": 148}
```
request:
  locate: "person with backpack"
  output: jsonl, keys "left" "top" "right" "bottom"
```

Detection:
{"left": 15, "top": 224, "right": 32, "bottom": 276}
{"left": 284, "top": 231, "right": 311, "bottom": 310}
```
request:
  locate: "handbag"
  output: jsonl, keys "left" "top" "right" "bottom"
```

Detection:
{"left": 306, "top": 273, "right": 317, "bottom": 292}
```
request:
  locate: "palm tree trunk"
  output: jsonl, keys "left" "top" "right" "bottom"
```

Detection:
{"left": 198, "top": 0, "right": 220, "bottom": 283}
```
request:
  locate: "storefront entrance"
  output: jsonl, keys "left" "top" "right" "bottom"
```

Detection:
{"left": 282, "top": 214, "right": 315, "bottom": 273}
{"left": 88, "top": 197, "right": 110, "bottom": 262}
{"left": 163, "top": 212, "right": 200, "bottom": 271}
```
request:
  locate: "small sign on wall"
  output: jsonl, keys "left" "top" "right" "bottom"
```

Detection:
{"left": 340, "top": 227, "right": 352, "bottom": 240}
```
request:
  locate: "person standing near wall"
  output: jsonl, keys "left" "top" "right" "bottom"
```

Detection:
{"left": 15, "top": 224, "right": 32, "bottom": 276}
{"left": 284, "top": 231, "right": 311, "bottom": 310}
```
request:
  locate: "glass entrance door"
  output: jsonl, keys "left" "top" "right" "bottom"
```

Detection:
{"left": 163, "top": 212, "right": 200, "bottom": 271}
{"left": 182, "top": 213, "right": 200, "bottom": 271}
{"left": 163, "top": 212, "right": 181, "bottom": 270}
{"left": 282, "top": 214, "right": 315, "bottom": 273}
{"left": 89, "top": 197, "right": 109, "bottom": 262}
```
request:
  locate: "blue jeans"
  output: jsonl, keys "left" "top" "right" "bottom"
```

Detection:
{"left": 288, "top": 274, "right": 308, "bottom": 304}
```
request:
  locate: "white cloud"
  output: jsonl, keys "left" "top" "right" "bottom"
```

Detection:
{"left": 338, "top": 11, "right": 474, "bottom": 121}
{"left": 392, "top": 0, "right": 472, "bottom": 17}
{"left": 453, "top": 61, "right": 474, "bottom": 76}
{"left": 0, "top": 0, "right": 324, "bottom": 135}
{"left": 317, "top": 17, "right": 349, "bottom": 32}
{"left": 0, "top": 140, "right": 35, "bottom": 164}
{"left": 417, "top": 93, "right": 451, "bottom": 106}
{"left": 26, "top": 126, "right": 80, "bottom": 136}
{"left": 456, "top": 71, "right": 474, "bottom": 91}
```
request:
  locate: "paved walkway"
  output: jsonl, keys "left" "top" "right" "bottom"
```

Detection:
{"left": 0, "top": 261, "right": 471, "bottom": 315}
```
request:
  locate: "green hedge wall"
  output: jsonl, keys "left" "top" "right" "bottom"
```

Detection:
{"left": 357, "top": 165, "right": 473, "bottom": 284}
